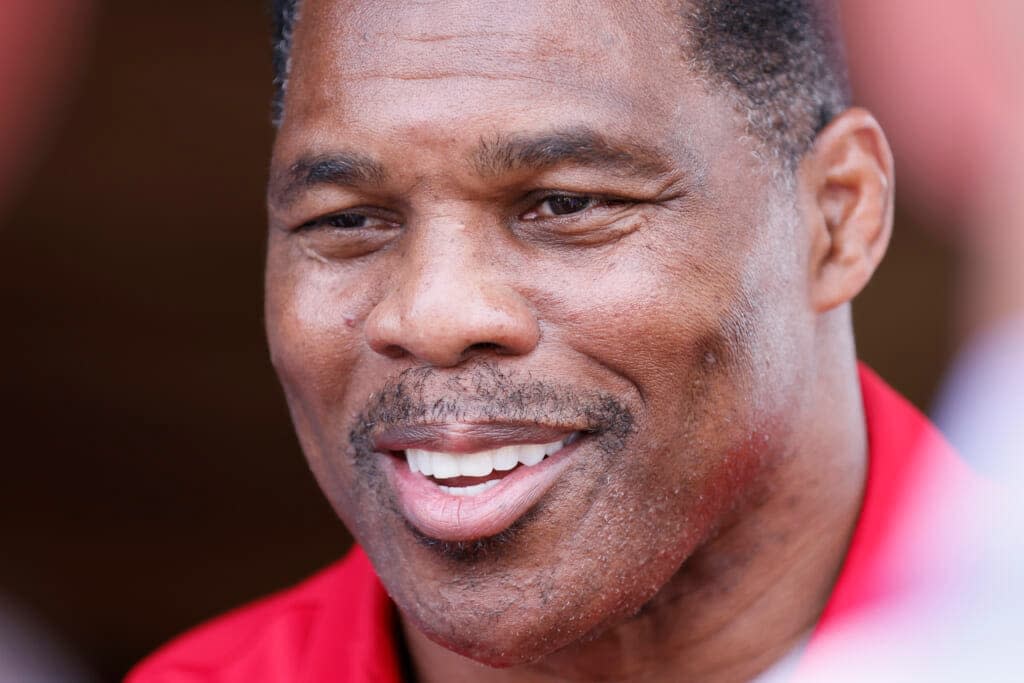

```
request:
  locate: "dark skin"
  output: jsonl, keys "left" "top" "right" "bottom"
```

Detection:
{"left": 264, "top": 0, "right": 895, "bottom": 680}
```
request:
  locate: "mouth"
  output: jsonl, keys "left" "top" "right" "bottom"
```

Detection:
{"left": 375, "top": 426, "right": 585, "bottom": 543}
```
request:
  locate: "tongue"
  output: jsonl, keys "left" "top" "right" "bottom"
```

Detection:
{"left": 429, "top": 467, "right": 519, "bottom": 487}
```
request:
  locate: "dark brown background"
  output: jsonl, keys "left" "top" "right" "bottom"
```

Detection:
{"left": 0, "top": 3, "right": 954, "bottom": 680}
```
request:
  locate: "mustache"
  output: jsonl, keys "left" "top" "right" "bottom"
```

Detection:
{"left": 348, "top": 362, "right": 635, "bottom": 456}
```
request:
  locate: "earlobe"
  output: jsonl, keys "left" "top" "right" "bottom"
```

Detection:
{"left": 801, "top": 107, "right": 895, "bottom": 313}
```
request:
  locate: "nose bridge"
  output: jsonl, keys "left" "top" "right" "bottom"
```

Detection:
{"left": 365, "top": 212, "right": 540, "bottom": 366}
{"left": 404, "top": 215, "right": 489, "bottom": 319}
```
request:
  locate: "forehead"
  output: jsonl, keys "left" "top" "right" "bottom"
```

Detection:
{"left": 279, "top": 0, "right": 721, "bottom": 155}
{"left": 291, "top": 0, "right": 676, "bottom": 79}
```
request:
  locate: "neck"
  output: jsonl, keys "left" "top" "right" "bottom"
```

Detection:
{"left": 405, "top": 323, "right": 867, "bottom": 682}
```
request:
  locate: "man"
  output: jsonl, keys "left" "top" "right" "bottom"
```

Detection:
{"left": 129, "top": 0, "right": 974, "bottom": 681}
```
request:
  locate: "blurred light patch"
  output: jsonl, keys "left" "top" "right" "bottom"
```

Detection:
{"left": 815, "top": 2, "right": 1024, "bottom": 679}
{"left": 0, "top": 1, "right": 95, "bottom": 216}
{"left": 1, "top": 2, "right": 97, "bottom": 681}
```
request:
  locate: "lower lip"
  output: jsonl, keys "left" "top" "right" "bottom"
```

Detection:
{"left": 383, "top": 440, "right": 581, "bottom": 543}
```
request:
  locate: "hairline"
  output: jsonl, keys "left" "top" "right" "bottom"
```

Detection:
{"left": 268, "top": 0, "right": 850, "bottom": 169}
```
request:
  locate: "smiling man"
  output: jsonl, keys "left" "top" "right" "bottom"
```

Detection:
{"left": 128, "top": 1, "right": 972, "bottom": 681}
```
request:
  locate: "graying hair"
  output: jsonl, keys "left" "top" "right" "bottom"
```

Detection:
{"left": 270, "top": 0, "right": 301, "bottom": 126}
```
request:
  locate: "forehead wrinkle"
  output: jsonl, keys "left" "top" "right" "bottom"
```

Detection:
{"left": 377, "top": 27, "right": 603, "bottom": 68}
{"left": 300, "top": 0, "right": 634, "bottom": 85}
{"left": 326, "top": 32, "right": 608, "bottom": 88}
{"left": 381, "top": 28, "right": 562, "bottom": 48}
{"left": 334, "top": 69, "right": 569, "bottom": 88}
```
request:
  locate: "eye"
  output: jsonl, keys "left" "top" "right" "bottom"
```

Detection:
{"left": 297, "top": 211, "right": 397, "bottom": 232}
{"left": 323, "top": 213, "right": 368, "bottom": 229}
{"left": 522, "top": 193, "right": 615, "bottom": 221}
{"left": 538, "top": 194, "right": 595, "bottom": 216}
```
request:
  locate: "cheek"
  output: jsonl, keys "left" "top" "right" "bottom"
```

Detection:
{"left": 265, "top": 255, "right": 368, "bottom": 415}
{"left": 523, "top": 214, "right": 790, "bottom": 536}
{"left": 264, "top": 254, "right": 379, "bottom": 514}
{"left": 536, "top": 226, "right": 762, "bottom": 415}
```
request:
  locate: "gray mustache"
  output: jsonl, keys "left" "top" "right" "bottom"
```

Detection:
{"left": 348, "top": 362, "right": 635, "bottom": 456}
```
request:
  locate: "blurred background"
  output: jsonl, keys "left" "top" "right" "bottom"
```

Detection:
{"left": 0, "top": 1, "right": 1017, "bottom": 681}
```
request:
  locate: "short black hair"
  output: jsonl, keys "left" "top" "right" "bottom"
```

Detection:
{"left": 681, "top": 0, "right": 850, "bottom": 162}
{"left": 269, "top": 0, "right": 850, "bottom": 164}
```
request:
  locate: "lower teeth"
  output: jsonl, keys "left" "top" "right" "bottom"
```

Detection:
{"left": 438, "top": 479, "right": 502, "bottom": 497}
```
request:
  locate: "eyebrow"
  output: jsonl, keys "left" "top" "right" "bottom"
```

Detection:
{"left": 472, "top": 126, "right": 676, "bottom": 178}
{"left": 270, "top": 152, "right": 386, "bottom": 207}
{"left": 270, "top": 126, "right": 681, "bottom": 207}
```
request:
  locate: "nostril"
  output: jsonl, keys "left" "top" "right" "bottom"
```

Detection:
{"left": 461, "top": 342, "right": 509, "bottom": 360}
{"left": 378, "top": 344, "right": 409, "bottom": 360}
{"left": 466, "top": 342, "right": 503, "bottom": 354}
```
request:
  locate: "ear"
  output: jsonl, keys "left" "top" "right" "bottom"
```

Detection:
{"left": 798, "top": 107, "right": 895, "bottom": 312}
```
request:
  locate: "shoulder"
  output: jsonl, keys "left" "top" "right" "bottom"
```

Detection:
{"left": 126, "top": 547, "right": 391, "bottom": 683}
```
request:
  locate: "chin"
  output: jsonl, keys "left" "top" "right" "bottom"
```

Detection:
{"left": 395, "top": 557, "right": 661, "bottom": 671}
{"left": 416, "top": 614, "right": 581, "bottom": 669}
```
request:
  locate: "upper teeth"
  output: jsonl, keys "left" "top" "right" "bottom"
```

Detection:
{"left": 405, "top": 437, "right": 567, "bottom": 479}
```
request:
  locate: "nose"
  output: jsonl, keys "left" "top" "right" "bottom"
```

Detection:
{"left": 364, "top": 227, "right": 540, "bottom": 368}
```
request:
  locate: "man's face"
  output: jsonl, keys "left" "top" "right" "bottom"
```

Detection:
{"left": 266, "top": 0, "right": 813, "bottom": 665}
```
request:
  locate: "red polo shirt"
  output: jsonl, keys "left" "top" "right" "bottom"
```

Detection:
{"left": 128, "top": 366, "right": 976, "bottom": 682}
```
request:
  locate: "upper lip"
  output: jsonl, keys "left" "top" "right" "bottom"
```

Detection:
{"left": 373, "top": 422, "right": 580, "bottom": 454}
